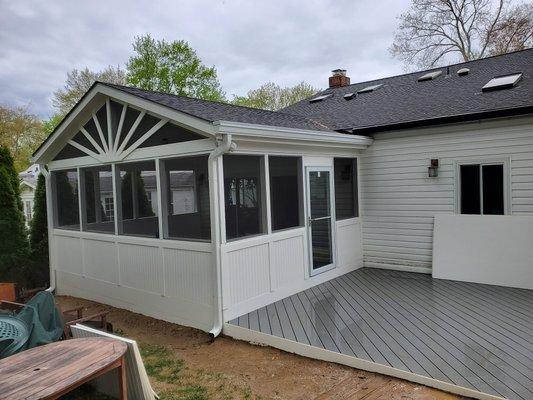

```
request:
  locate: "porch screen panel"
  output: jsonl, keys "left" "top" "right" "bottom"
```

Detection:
{"left": 163, "top": 155, "right": 210, "bottom": 241}
{"left": 82, "top": 166, "right": 114, "bottom": 233}
{"left": 269, "top": 156, "right": 302, "bottom": 231}
{"left": 334, "top": 158, "right": 358, "bottom": 219}
{"left": 223, "top": 155, "right": 266, "bottom": 240}
{"left": 52, "top": 169, "right": 80, "bottom": 230}
{"left": 118, "top": 161, "right": 159, "bottom": 238}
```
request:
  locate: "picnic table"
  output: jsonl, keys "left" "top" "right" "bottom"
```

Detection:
{"left": 0, "top": 337, "right": 128, "bottom": 399}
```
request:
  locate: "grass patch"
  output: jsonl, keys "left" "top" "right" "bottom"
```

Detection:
{"left": 140, "top": 343, "right": 185, "bottom": 383}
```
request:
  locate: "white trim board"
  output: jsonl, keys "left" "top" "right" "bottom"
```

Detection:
{"left": 223, "top": 324, "right": 504, "bottom": 400}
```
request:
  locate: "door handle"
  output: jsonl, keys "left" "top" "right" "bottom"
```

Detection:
{"left": 308, "top": 216, "right": 331, "bottom": 225}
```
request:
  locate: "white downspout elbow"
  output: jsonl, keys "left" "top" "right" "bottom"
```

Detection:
{"left": 208, "top": 134, "right": 236, "bottom": 337}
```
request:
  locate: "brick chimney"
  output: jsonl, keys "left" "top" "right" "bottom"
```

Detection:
{"left": 329, "top": 69, "right": 350, "bottom": 88}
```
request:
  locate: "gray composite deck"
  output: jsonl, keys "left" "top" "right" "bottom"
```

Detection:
{"left": 229, "top": 268, "right": 533, "bottom": 400}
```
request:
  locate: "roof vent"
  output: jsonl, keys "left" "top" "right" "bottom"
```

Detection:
{"left": 357, "top": 84, "right": 382, "bottom": 94}
{"left": 309, "top": 93, "right": 333, "bottom": 103}
{"left": 418, "top": 70, "right": 442, "bottom": 82}
{"left": 482, "top": 73, "right": 522, "bottom": 92}
{"left": 457, "top": 68, "right": 470, "bottom": 76}
{"left": 343, "top": 92, "right": 356, "bottom": 100}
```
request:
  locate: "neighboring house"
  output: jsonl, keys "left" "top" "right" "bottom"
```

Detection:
{"left": 31, "top": 49, "right": 532, "bottom": 400}
{"left": 19, "top": 164, "right": 41, "bottom": 226}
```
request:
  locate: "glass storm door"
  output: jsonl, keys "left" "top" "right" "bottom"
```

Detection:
{"left": 306, "top": 167, "right": 335, "bottom": 275}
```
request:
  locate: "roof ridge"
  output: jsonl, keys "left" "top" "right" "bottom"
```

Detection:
{"left": 102, "top": 82, "right": 330, "bottom": 128}
{"left": 314, "top": 48, "right": 533, "bottom": 93}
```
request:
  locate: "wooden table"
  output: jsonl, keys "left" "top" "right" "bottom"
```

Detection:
{"left": 0, "top": 338, "right": 128, "bottom": 399}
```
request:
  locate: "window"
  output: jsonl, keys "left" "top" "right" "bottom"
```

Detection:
{"left": 82, "top": 166, "right": 115, "bottom": 233}
{"left": 25, "top": 201, "right": 32, "bottom": 221}
{"left": 163, "top": 155, "right": 210, "bottom": 241}
{"left": 482, "top": 73, "right": 522, "bottom": 92}
{"left": 334, "top": 158, "right": 358, "bottom": 219}
{"left": 223, "top": 155, "right": 266, "bottom": 240}
{"left": 52, "top": 169, "right": 79, "bottom": 229}
{"left": 460, "top": 163, "right": 504, "bottom": 215}
{"left": 269, "top": 156, "right": 302, "bottom": 231}
{"left": 118, "top": 161, "right": 159, "bottom": 238}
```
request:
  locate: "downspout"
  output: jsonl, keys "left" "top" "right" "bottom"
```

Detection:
{"left": 40, "top": 164, "right": 57, "bottom": 293}
{"left": 208, "top": 133, "right": 236, "bottom": 337}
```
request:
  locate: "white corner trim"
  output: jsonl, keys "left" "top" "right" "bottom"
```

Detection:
{"left": 223, "top": 324, "right": 504, "bottom": 400}
{"left": 214, "top": 120, "right": 373, "bottom": 148}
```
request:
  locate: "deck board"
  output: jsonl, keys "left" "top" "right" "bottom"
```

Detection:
{"left": 229, "top": 268, "right": 533, "bottom": 400}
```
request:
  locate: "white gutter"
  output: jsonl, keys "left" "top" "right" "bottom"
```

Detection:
{"left": 208, "top": 134, "right": 236, "bottom": 337}
{"left": 40, "top": 164, "right": 57, "bottom": 293}
{"left": 215, "top": 120, "right": 374, "bottom": 148}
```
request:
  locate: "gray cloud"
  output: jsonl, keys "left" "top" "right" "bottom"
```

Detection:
{"left": 0, "top": 0, "right": 408, "bottom": 118}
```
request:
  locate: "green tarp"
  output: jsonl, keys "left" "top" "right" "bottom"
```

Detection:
{"left": 0, "top": 291, "right": 63, "bottom": 358}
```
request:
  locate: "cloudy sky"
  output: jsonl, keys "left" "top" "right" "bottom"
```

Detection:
{"left": 0, "top": 0, "right": 410, "bottom": 118}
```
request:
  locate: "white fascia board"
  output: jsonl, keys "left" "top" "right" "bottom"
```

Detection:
{"left": 214, "top": 120, "right": 373, "bottom": 149}
{"left": 32, "top": 83, "right": 216, "bottom": 164}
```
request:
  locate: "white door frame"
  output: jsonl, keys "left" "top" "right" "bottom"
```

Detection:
{"left": 305, "top": 166, "right": 336, "bottom": 276}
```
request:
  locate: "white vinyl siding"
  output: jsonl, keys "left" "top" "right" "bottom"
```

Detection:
{"left": 360, "top": 117, "right": 533, "bottom": 272}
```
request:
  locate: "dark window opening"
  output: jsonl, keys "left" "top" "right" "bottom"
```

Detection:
{"left": 334, "top": 158, "right": 358, "bottom": 219}
{"left": 163, "top": 155, "right": 210, "bottom": 241}
{"left": 82, "top": 166, "right": 115, "bottom": 233}
{"left": 482, "top": 164, "right": 504, "bottom": 215}
{"left": 223, "top": 155, "right": 265, "bottom": 240}
{"left": 269, "top": 156, "right": 302, "bottom": 231}
{"left": 460, "top": 163, "right": 504, "bottom": 215}
{"left": 118, "top": 160, "right": 159, "bottom": 238}
{"left": 52, "top": 169, "right": 79, "bottom": 229}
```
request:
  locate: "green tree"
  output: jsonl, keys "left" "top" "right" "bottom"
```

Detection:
{"left": 28, "top": 173, "right": 50, "bottom": 287}
{"left": 0, "top": 105, "right": 45, "bottom": 172}
{"left": 30, "top": 174, "right": 48, "bottom": 257}
{"left": 42, "top": 114, "right": 64, "bottom": 136}
{"left": 232, "top": 82, "right": 318, "bottom": 111}
{"left": 0, "top": 147, "right": 28, "bottom": 282}
{"left": 121, "top": 171, "right": 153, "bottom": 219}
{"left": 55, "top": 171, "right": 79, "bottom": 227}
{"left": 53, "top": 66, "right": 126, "bottom": 116}
{"left": 126, "top": 34, "right": 225, "bottom": 101}
{"left": 0, "top": 146, "right": 23, "bottom": 211}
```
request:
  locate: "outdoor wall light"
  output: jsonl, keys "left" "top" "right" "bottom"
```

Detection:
{"left": 428, "top": 159, "right": 439, "bottom": 177}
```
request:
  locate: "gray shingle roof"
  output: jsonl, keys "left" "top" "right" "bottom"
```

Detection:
{"left": 103, "top": 83, "right": 333, "bottom": 132}
{"left": 282, "top": 49, "right": 533, "bottom": 133}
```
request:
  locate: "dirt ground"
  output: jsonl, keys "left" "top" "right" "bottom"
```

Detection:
{"left": 57, "top": 296, "right": 468, "bottom": 400}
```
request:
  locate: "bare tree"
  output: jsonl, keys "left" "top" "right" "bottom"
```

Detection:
{"left": 52, "top": 66, "right": 126, "bottom": 115}
{"left": 390, "top": 0, "right": 533, "bottom": 68}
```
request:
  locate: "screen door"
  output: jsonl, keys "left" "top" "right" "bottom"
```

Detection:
{"left": 306, "top": 167, "right": 334, "bottom": 275}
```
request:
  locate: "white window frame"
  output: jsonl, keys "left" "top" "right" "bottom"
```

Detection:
{"left": 454, "top": 157, "right": 511, "bottom": 215}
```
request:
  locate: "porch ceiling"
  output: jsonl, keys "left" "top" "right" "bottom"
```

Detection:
{"left": 228, "top": 268, "right": 533, "bottom": 400}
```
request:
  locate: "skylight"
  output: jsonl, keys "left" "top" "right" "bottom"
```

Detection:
{"left": 357, "top": 84, "right": 382, "bottom": 94}
{"left": 482, "top": 73, "right": 522, "bottom": 92}
{"left": 309, "top": 93, "right": 333, "bottom": 103}
{"left": 343, "top": 92, "right": 355, "bottom": 100}
{"left": 418, "top": 70, "right": 442, "bottom": 82}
